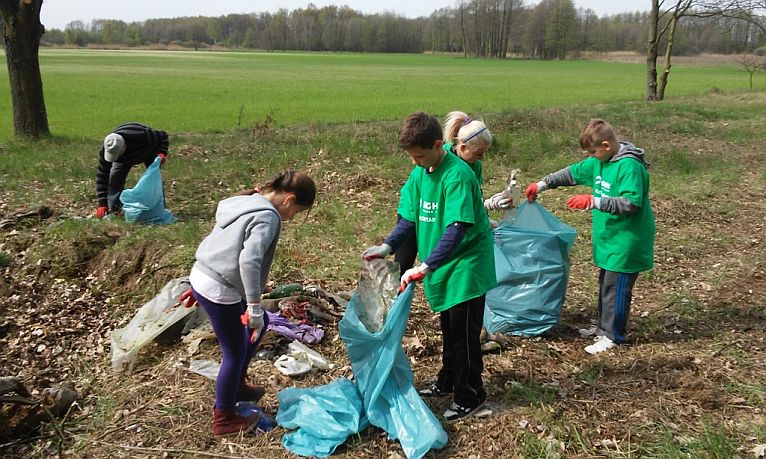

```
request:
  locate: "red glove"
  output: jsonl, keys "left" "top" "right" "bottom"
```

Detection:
{"left": 566, "top": 194, "right": 595, "bottom": 210}
{"left": 524, "top": 183, "right": 538, "bottom": 201}
{"left": 157, "top": 152, "right": 167, "bottom": 165}
{"left": 399, "top": 263, "right": 430, "bottom": 292}
{"left": 96, "top": 206, "right": 109, "bottom": 219}
{"left": 179, "top": 288, "right": 197, "bottom": 308}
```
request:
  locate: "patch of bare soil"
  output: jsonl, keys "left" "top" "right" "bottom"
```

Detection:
{"left": 584, "top": 51, "right": 745, "bottom": 67}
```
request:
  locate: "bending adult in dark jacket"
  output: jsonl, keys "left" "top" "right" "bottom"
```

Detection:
{"left": 95, "top": 122, "right": 169, "bottom": 218}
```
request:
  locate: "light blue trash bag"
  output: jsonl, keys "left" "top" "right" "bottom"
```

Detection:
{"left": 484, "top": 201, "right": 577, "bottom": 336}
{"left": 120, "top": 156, "right": 176, "bottom": 225}
{"left": 277, "top": 378, "right": 369, "bottom": 458}
{"left": 340, "top": 281, "right": 447, "bottom": 459}
{"left": 276, "top": 260, "right": 447, "bottom": 459}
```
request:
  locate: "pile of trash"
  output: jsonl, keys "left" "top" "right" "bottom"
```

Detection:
{"left": 110, "top": 279, "right": 347, "bottom": 378}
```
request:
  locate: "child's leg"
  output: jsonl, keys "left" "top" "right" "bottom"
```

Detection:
{"left": 597, "top": 268, "right": 606, "bottom": 326}
{"left": 443, "top": 294, "right": 486, "bottom": 408}
{"left": 597, "top": 270, "right": 638, "bottom": 343}
{"left": 193, "top": 290, "right": 248, "bottom": 410}
{"left": 435, "top": 311, "right": 455, "bottom": 392}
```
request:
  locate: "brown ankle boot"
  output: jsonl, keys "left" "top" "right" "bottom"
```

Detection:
{"left": 237, "top": 378, "right": 266, "bottom": 403}
{"left": 212, "top": 407, "right": 258, "bottom": 436}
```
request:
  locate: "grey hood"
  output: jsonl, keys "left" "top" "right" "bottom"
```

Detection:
{"left": 612, "top": 141, "right": 649, "bottom": 168}
{"left": 193, "top": 194, "right": 282, "bottom": 303}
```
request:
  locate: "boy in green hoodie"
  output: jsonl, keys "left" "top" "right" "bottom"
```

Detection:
{"left": 524, "top": 119, "right": 655, "bottom": 354}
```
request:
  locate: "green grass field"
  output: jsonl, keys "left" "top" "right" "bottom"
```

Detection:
{"left": 1, "top": 49, "right": 765, "bottom": 458}
{"left": 0, "top": 49, "right": 762, "bottom": 140}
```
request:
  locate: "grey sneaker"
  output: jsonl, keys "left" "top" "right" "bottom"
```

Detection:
{"left": 444, "top": 401, "right": 491, "bottom": 422}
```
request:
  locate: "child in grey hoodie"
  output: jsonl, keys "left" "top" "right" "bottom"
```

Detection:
{"left": 179, "top": 170, "right": 316, "bottom": 436}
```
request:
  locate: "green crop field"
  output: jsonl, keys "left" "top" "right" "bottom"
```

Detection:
{"left": 0, "top": 49, "right": 761, "bottom": 140}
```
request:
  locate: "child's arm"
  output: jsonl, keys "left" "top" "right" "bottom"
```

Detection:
{"left": 362, "top": 216, "right": 415, "bottom": 260}
{"left": 525, "top": 166, "right": 576, "bottom": 201}
{"left": 400, "top": 221, "right": 470, "bottom": 291}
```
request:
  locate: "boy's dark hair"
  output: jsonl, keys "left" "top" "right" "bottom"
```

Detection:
{"left": 399, "top": 112, "right": 443, "bottom": 150}
{"left": 579, "top": 119, "right": 618, "bottom": 150}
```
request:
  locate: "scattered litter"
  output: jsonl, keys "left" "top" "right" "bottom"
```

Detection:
{"left": 274, "top": 354, "right": 312, "bottom": 376}
{"left": 110, "top": 277, "right": 193, "bottom": 371}
{"left": 188, "top": 359, "right": 221, "bottom": 380}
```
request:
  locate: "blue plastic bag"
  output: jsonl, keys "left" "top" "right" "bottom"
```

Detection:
{"left": 276, "top": 263, "right": 447, "bottom": 459}
{"left": 277, "top": 378, "right": 368, "bottom": 457}
{"left": 340, "top": 282, "right": 447, "bottom": 459}
{"left": 235, "top": 401, "right": 277, "bottom": 434}
{"left": 120, "top": 156, "right": 176, "bottom": 225}
{"left": 484, "top": 201, "right": 577, "bottom": 336}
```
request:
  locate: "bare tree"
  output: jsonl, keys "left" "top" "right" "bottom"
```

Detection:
{"left": 739, "top": 53, "right": 766, "bottom": 89}
{"left": 647, "top": 0, "right": 766, "bottom": 100}
{"left": 0, "top": 0, "right": 49, "bottom": 138}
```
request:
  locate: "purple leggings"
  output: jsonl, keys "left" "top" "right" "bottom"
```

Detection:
{"left": 192, "top": 288, "right": 269, "bottom": 410}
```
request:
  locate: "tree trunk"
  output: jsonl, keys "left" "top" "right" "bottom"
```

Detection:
{"left": 658, "top": 15, "right": 681, "bottom": 100}
{"left": 646, "top": 0, "right": 660, "bottom": 100}
{"left": 0, "top": 0, "right": 50, "bottom": 138}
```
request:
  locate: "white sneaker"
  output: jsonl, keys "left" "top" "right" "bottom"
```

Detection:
{"left": 584, "top": 336, "right": 616, "bottom": 354}
{"left": 578, "top": 325, "right": 599, "bottom": 337}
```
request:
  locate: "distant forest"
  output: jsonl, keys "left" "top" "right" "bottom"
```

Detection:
{"left": 42, "top": 0, "right": 765, "bottom": 58}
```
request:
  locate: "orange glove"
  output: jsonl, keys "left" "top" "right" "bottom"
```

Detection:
{"left": 179, "top": 288, "right": 197, "bottom": 308}
{"left": 240, "top": 303, "right": 265, "bottom": 343}
{"left": 524, "top": 181, "right": 549, "bottom": 202}
{"left": 566, "top": 194, "right": 595, "bottom": 210}
{"left": 399, "top": 263, "right": 430, "bottom": 292}
{"left": 96, "top": 206, "right": 109, "bottom": 219}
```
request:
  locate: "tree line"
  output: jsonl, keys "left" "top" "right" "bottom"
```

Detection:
{"left": 42, "top": 0, "right": 765, "bottom": 58}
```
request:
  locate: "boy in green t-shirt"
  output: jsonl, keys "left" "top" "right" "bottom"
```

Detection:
{"left": 363, "top": 112, "right": 496, "bottom": 421}
{"left": 525, "top": 119, "right": 655, "bottom": 354}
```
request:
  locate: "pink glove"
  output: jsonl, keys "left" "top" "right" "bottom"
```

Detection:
{"left": 157, "top": 152, "right": 167, "bottom": 165}
{"left": 179, "top": 288, "right": 197, "bottom": 308}
{"left": 566, "top": 194, "right": 595, "bottom": 210}
{"left": 399, "top": 263, "right": 430, "bottom": 292}
{"left": 96, "top": 206, "right": 109, "bottom": 219}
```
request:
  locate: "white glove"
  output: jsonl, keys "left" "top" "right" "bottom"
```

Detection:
{"left": 484, "top": 191, "right": 514, "bottom": 211}
{"left": 362, "top": 243, "right": 391, "bottom": 260}
{"left": 241, "top": 303, "right": 265, "bottom": 343}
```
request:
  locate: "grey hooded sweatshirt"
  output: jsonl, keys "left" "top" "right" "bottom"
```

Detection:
{"left": 193, "top": 194, "right": 281, "bottom": 304}
{"left": 542, "top": 142, "right": 648, "bottom": 215}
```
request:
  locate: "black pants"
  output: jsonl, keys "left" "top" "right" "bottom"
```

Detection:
{"left": 435, "top": 294, "right": 486, "bottom": 408}
{"left": 598, "top": 269, "right": 638, "bottom": 344}
{"left": 394, "top": 216, "right": 417, "bottom": 277}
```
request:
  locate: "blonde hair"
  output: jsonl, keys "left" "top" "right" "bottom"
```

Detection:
{"left": 579, "top": 119, "right": 618, "bottom": 150}
{"left": 443, "top": 111, "right": 492, "bottom": 150}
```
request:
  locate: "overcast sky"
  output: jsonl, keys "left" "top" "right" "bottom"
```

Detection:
{"left": 42, "top": 1, "right": 649, "bottom": 30}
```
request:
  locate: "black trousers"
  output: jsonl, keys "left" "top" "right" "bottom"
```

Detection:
{"left": 393, "top": 217, "right": 417, "bottom": 277}
{"left": 435, "top": 294, "right": 487, "bottom": 408}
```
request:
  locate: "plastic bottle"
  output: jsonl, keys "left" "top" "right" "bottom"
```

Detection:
{"left": 235, "top": 402, "right": 277, "bottom": 433}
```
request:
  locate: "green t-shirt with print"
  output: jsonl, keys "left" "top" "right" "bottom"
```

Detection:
{"left": 443, "top": 142, "right": 483, "bottom": 186}
{"left": 397, "top": 151, "right": 496, "bottom": 311}
{"left": 569, "top": 156, "right": 655, "bottom": 273}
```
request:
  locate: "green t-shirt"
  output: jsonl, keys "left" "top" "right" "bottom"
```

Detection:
{"left": 569, "top": 156, "right": 655, "bottom": 273}
{"left": 398, "top": 152, "right": 496, "bottom": 311}
{"left": 443, "top": 142, "right": 483, "bottom": 186}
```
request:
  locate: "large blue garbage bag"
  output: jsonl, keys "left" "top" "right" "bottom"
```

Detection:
{"left": 340, "top": 282, "right": 447, "bottom": 459}
{"left": 484, "top": 201, "right": 577, "bottom": 336}
{"left": 276, "top": 378, "right": 369, "bottom": 458}
{"left": 120, "top": 156, "right": 176, "bottom": 225}
{"left": 277, "top": 275, "right": 447, "bottom": 459}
